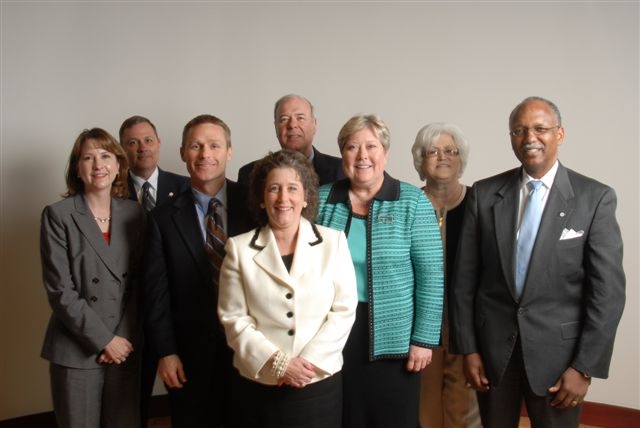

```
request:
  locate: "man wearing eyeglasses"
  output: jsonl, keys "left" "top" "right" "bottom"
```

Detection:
{"left": 449, "top": 96, "right": 625, "bottom": 427}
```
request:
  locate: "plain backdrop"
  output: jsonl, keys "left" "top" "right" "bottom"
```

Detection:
{"left": 1, "top": 0, "right": 638, "bottom": 420}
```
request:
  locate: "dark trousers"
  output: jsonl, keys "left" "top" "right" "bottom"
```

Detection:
{"left": 477, "top": 339, "right": 582, "bottom": 428}
{"left": 167, "top": 343, "right": 233, "bottom": 428}
{"left": 139, "top": 337, "right": 157, "bottom": 428}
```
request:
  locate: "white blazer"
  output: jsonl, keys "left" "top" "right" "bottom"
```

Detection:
{"left": 218, "top": 217, "right": 357, "bottom": 385}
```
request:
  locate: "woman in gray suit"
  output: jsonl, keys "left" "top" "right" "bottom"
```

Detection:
{"left": 40, "top": 128, "right": 145, "bottom": 428}
{"left": 217, "top": 150, "right": 357, "bottom": 428}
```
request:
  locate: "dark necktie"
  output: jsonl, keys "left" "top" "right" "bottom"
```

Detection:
{"left": 515, "top": 180, "right": 543, "bottom": 299}
{"left": 206, "top": 198, "right": 227, "bottom": 280}
{"left": 141, "top": 181, "right": 156, "bottom": 213}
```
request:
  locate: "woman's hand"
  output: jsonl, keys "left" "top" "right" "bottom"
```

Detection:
{"left": 406, "top": 345, "right": 432, "bottom": 372}
{"left": 280, "top": 356, "right": 316, "bottom": 388}
{"left": 98, "top": 335, "right": 133, "bottom": 364}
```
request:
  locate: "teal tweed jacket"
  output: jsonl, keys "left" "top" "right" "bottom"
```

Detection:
{"left": 317, "top": 174, "right": 443, "bottom": 360}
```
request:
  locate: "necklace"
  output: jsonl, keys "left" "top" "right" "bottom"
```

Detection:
{"left": 94, "top": 216, "right": 111, "bottom": 223}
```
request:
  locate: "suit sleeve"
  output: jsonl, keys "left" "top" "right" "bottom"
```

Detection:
{"left": 217, "top": 236, "right": 277, "bottom": 377}
{"left": 572, "top": 187, "right": 625, "bottom": 378}
{"left": 299, "top": 231, "right": 357, "bottom": 374}
{"left": 411, "top": 191, "right": 444, "bottom": 347}
{"left": 142, "top": 213, "right": 177, "bottom": 358}
{"left": 448, "top": 184, "right": 481, "bottom": 355}
{"left": 40, "top": 206, "right": 114, "bottom": 353}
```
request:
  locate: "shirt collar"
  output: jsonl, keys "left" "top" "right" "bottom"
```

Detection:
{"left": 521, "top": 160, "right": 559, "bottom": 189}
{"left": 192, "top": 181, "right": 228, "bottom": 213}
{"left": 129, "top": 167, "right": 159, "bottom": 189}
{"left": 326, "top": 172, "right": 401, "bottom": 204}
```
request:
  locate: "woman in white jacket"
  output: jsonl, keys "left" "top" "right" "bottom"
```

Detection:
{"left": 217, "top": 149, "right": 357, "bottom": 428}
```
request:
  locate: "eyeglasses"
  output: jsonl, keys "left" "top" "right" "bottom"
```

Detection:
{"left": 424, "top": 148, "right": 459, "bottom": 158}
{"left": 509, "top": 126, "right": 560, "bottom": 137}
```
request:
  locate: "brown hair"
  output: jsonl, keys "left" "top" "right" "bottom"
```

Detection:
{"left": 181, "top": 114, "right": 231, "bottom": 148}
{"left": 118, "top": 115, "right": 158, "bottom": 142}
{"left": 64, "top": 128, "right": 129, "bottom": 199}
{"left": 248, "top": 149, "right": 319, "bottom": 227}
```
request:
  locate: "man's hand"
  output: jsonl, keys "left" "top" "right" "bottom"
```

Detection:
{"left": 463, "top": 352, "right": 490, "bottom": 392}
{"left": 158, "top": 354, "right": 187, "bottom": 389}
{"left": 549, "top": 367, "right": 590, "bottom": 409}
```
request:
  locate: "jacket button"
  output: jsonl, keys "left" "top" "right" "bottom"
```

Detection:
{"left": 288, "top": 329, "right": 294, "bottom": 336}
{"left": 286, "top": 311, "right": 293, "bottom": 318}
{"left": 285, "top": 293, "right": 293, "bottom": 299}
{"left": 92, "top": 278, "right": 99, "bottom": 284}
{"left": 122, "top": 272, "right": 128, "bottom": 278}
{"left": 90, "top": 296, "right": 98, "bottom": 302}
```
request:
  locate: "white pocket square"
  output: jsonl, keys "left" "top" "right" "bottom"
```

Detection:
{"left": 560, "top": 228, "right": 584, "bottom": 240}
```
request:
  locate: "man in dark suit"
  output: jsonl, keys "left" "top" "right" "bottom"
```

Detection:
{"left": 449, "top": 96, "right": 625, "bottom": 428}
{"left": 142, "top": 114, "right": 254, "bottom": 428}
{"left": 237, "top": 94, "right": 344, "bottom": 186}
{"left": 119, "top": 115, "right": 190, "bottom": 209}
{"left": 119, "top": 115, "right": 190, "bottom": 427}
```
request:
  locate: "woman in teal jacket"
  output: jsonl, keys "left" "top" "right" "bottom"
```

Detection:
{"left": 317, "top": 114, "right": 443, "bottom": 428}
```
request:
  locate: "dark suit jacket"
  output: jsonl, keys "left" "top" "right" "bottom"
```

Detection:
{"left": 142, "top": 179, "right": 254, "bottom": 361}
{"left": 237, "top": 146, "right": 344, "bottom": 187}
{"left": 449, "top": 163, "right": 625, "bottom": 396}
{"left": 40, "top": 194, "right": 145, "bottom": 368}
{"left": 127, "top": 167, "right": 190, "bottom": 207}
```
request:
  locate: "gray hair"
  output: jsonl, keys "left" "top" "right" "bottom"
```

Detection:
{"left": 273, "top": 94, "right": 316, "bottom": 121}
{"left": 509, "top": 96, "right": 562, "bottom": 128}
{"left": 411, "top": 122, "right": 469, "bottom": 181}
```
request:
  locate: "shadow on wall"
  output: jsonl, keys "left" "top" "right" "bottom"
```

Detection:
{"left": 0, "top": 156, "right": 59, "bottom": 419}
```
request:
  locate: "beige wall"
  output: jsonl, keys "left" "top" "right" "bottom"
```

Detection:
{"left": 1, "top": 1, "right": 638, "bottom": 420}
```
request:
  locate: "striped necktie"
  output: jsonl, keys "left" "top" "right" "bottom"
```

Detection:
{"left": 141, "top": 181, "right": 156, "bottom": 213}
{"left": 205, "top": 198, "right": 227, "bottom": 280}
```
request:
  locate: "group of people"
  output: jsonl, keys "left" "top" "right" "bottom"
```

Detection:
{"left": 39, "top": 94, "right": 625, "bottom": 428}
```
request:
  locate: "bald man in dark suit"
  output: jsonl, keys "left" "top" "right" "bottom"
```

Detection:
{"left": 237, "top": 94, "right": 344, "bottom": 187}
{"left": 449, "top": 97, "right": 625, "bottom": 428}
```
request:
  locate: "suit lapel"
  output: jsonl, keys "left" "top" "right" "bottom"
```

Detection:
{"left": 288, "top": 219, "right": 318, "bottom": 281}
{"left": 70, "top": 194, "right": 121, "bottom": 279}
{"left": 251, "top": 219, "right": 318, "bottom": 287}
{"left": 127, "top": 176, "right": 138, "bottom": 202}
{"left": 107, "top": 198, "right": 128, "bottom": 269}
{"left": 170, "top": 192, "right": 212, "bottom": 280}
{"left": 521, "top": 164, "right": 575, "bottom": 301}
{"left": 252, "top": 226, "right": 292, "bottom": 288}
{"left": 156, "top": 168, "right": 174, "bottom": 205}
{"left": 493, "top": 170, "right": 520, "bottom": 300}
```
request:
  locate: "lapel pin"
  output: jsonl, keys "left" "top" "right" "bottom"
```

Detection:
{"left": 559, "top": 212, "right": 565, "bottom": 217}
